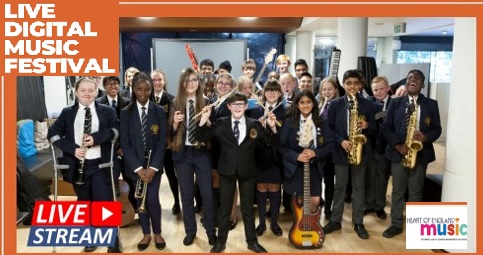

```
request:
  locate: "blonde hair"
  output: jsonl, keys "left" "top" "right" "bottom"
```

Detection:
{"left": 124, "top": 66, "right": 140, "bottom": 87}
{"left": 150, "top": 69, "right": 169, "bottom": 92}
{"left": 242, "top": 59, "right": 257, "bottom": 71}
{"left": 371, "top": 75, "right": 389, "bottom": 86}
{"left": 237, "top": 75, "right": 254, "bottom": 97}
{"left": 318, "top": 77, "right": 339, "bottom": 108}
{"left": 275, "top": 54, "right": 291, "bottom": 65}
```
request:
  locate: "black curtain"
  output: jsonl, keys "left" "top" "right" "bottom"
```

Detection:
{"left": 17, "top": 76, "right": 48, "bottom": 121}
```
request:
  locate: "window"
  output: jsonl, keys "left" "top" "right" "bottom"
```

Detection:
{"left": 396, "top": 51, "right": 453, "bottom": 82}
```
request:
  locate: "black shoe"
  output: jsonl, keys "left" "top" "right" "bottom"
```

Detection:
{"left": 247, "top": 242, "right": 267, "bottom": 253}
{"left": 324, "top": 210, "right": 332, "bottom": 220}
{"left": 383, "top": 225, "right": 403, "bottom": 238}
{"left": 229, "top": 219, "right": 238, "bottom": 230}
{"left": 319, "top": 197, "right": 325, "bottom": 207}
{"left": 323, "top": 221, "right": 341, "bottom": 234}
{"left": 270, "top": 225, "right": 283, "bottom": 236}
{"left": 172, "top": 204, "right": 181, "bottom": 215}
{"left": 84, "top": 246, "right": 97, "bottom": 252}
{"left": 375, "top": 209, "right": 387, "bottom": 219}
{"left": 255, "top": 225, "right": 266, "bottom": 236}
{"left": 137, "top": 238, "right": 151, "bottom": 251}
{"left": 354, "top": 224, "right": 369, "bottom": 239}
{"left": 364, "top": 208, "right": 375, "bottom": 215}
{"left": 155, "top": 236, "right": 166, "bottom": 250}
{"left": 195, "top": 205, "right": 203, "bottom": 214}
{"left": 344, "top": 195, "right": 352, "bottom": 203}
{"left": 208, "top": 233, "right": 217, "bottom": 246}
{"left": 210, "top": 243, "right": 226, "bottom": 253}
{"left": 107, "top": 246, "right": 122, "bottom": 253}
{"left": 183, "top": 234, "right": 196, "bottom": 246}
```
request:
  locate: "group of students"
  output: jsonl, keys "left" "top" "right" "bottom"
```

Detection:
{"left": 47, "top": 54, "right": 441, "bottom": 253}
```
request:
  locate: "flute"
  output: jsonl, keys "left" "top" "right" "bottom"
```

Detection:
{"left": 192, "top": 87, "right": 237, "bottom": 119}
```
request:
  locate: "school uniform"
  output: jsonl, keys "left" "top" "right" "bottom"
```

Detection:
{"left": 365, "top": 96, "right": 392, "bottom": 214}
{"left": 120, "top": 101, "right": 166, "bottom": 235}
{"left": 195, "top": 115, "right": 277, "bottom": 247}
{"left": 48, "top": 101, "right": 119, "bottom": 201}
{"left": 327, "top": 94, "right": 377, "bottom": 226}
{"left": 382, "top": 94, "right": 442, "bottom": 229}
{"left": 170, "top": 97, "right": 216, "bottom": 240}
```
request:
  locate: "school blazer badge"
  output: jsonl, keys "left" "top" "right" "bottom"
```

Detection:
{"left": 249, "top": 128, "right": 257, "bottom": 139}
{"left": 151, "top": 124, "right": 159, "bottom": 135}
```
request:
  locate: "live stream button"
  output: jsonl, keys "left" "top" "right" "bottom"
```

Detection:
{"left": 91, "top": 202, "right": 122, "bottom": 227}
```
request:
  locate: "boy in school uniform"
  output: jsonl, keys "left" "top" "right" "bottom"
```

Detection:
{"left": 196, "top": 92, "right": 279, "bottom": 253}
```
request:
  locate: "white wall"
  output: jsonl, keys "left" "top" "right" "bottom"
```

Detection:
{"left": 43, "top": 76, "right": 67, "bottom": 118}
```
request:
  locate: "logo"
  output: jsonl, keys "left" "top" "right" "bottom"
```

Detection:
{"left": 28, "top": 201, "right": 120, "bottom": 247}
{"left": 249, "top": 128, "right": 257, "bottom": 139}
{"left": 406, "top": 202, "right": 467, "bottom": 249}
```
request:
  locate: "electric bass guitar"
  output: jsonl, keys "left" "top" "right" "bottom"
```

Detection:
{"left": 289, "top": 118, "right": 324, "bottom": 249}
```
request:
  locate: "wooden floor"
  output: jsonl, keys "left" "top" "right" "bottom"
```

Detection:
{"left": 17, "top": 143, "right": 446, "bottom": 253}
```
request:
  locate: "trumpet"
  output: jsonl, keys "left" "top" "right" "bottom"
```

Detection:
{"left": 135, "top": 150, "right": 152, "bottom": 214}
{"left": 75, "top": 134, "right": 89, "bottom": 185}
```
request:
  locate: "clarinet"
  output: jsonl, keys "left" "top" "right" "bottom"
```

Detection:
{"left": 75, "top": 134, "right": 88, "bottom": 185}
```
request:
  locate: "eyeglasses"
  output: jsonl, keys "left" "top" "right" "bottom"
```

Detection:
{"left": 217, "top": 81, "right": 232, "bottom": 87}
{"left": 265, "top": 90, "right": 280, "bottom": 95}
{"left": 230, "top": 103, "right": 246, "bottom": 108}
{"left": 105, "top": 81, "right": 119, "bottom": 86}
{"left": 187, "top": 78, "right": 199, "bottom": 83}
{"left": 201, "top": 67, "right": 213, "bottom": 71}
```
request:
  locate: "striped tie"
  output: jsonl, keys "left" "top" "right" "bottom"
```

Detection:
{"left": 111, "top": 99, "right": 117, "bottom": 108}
{"left": 233, "top": 120, "right": 240, "bottom": 143}
{"left": 84, "top": 107, "right": 92, "bottom": 135}
{"left": 187, "top": 100, "right": 197, "bottom": 144}
{"left": 405, "top": 98, "right": 415, "bottom": 130}
{"left": 141, "top": 106, "right": 147, "bottom": 151}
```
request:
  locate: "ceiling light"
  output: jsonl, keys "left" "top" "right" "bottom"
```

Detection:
{"left": 441, "top": 31, "right": 448, "bottom": 35}
{"left": 239, "top": 17, "right": 257, "bottom": 21}
{"left": 138, "top": 17, "right": 155, "bottom": 20}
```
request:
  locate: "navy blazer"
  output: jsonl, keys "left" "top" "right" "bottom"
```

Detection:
{"left": 279, "top": 117, "right": 332, "bottom": 179}
{"left": 382, "top": 94, "right": 442, "bottom": 164}
{"left": 120, "top": 87, "right": 131, "bottom": 99}
{"left": 195, "top": 116, "right": 277, "bottom": 178}
{"left": 120, "top": 101, "right": 167, "bottom": 180}
{"left": 328, "top": 94, "right": 377, "bottom": 166}
{"left": 47, "top": 102, "right": 119, "bottom": 183}
{"left": 369, "top": 96, "right": 392, "bottom": 154}
{"left": 96, "top": 93, "right": 131, "bottom": 118}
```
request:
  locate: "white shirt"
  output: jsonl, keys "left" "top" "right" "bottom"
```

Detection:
{"left": 75, "top": 102, "right": 101, "bottom": 159}
{"left": 137, "top": 101, "right": 149, "bottom": 121}
{"left": 300, "top": 114, "right": 317, "bottom": 148}
{"left": 232, "top": 116, "right": 246, "bottom": 145}
{"left": 107, "top": 95, "right": 118, "bottom": 107}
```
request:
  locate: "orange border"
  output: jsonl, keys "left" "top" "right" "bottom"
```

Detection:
{"left": 2, "top": 0, "right": 482, "bottom": 254}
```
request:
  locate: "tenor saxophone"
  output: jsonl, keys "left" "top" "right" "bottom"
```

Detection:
{"left": 347, "top": 94, "right": 367, "bottom": 165}
{"left": 402, "top": 99, "right": 423, "bottom": 169}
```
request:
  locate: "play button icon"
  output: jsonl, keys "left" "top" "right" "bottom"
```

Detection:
{"left": 91, "top": 202, "right": 122, "bottom": 227}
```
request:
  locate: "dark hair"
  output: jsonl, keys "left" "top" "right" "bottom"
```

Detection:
{"left": 227, "top": 92, "right": 248, "bottom": 104}
{"left": 342, "top": 69, "right": 364, "bottom": 84}
{"left": 287, "top": 90, "right": 320, "bottom": 127}
{"left": 127, "top": 71, "right": 153, "bottom": 110}
{"left": 102, "top": 76, "right": 120, "bottom": 86}
{"left": 294, "top": 59, "right": 308, "bottom": 68}
{"left": 218, "top": 60, "right": 232, "bottom": 73}
{"left": 200, "top": 59, "right": 214, "bottom": 68}
{"left": 262, "top": 79, "right": 283, "bottom": 104}
{"left": 300, "top": 72, "right": 313, "bottom": 79}
{"left": 407, "top": 69, "right": 426, "bottom": 83}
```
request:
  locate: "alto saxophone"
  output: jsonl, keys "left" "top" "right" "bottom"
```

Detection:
{"left": 347, "top": 94, "right": 367, "bottom": 165}
{"left": 402, "top": 99, "right": 423, "bottom": 169}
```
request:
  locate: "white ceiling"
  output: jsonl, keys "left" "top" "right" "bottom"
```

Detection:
{"left": 292, "top": 17, "right": 455, "bottom": 38}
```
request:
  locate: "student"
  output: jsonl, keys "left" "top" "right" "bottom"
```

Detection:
{"left": 279, "top": 72, "right": 297, "bottom": 107}
{"left": 298, "top": 72, "right": 314, "bottom": 92}
{"left": 364, "top": 76, "right": 392, "bottom": 220}
{"left": 316, "top": 77, "right": 340, "bottom": 220}
{"left": 381, "top": 70, "right": 441, "bottom": 238}
{"left": 279, "top": 89, "right": 332, "bottom": 228}
{"left": 242, "top": 59, "right": 263, "bottom": 93}
{"left": 96, "top": 76, "right": 135, "bottom": 211}
{"left": 120, "top": 72, "right": 167, "bottom": 251}
{"left": 267, "top": 71, "right": 280, "bottom": 81}
{"left": 293, "top": 59, "right": 309, "bottom": 80}
{"left": 48, "top": 77, "right": 120, "bottom": 253}
{"left": 196, "top": 92, "right": 278, "bottom": 253}
{"left": 217, "top": 60, "right": 232, "bottom": 75}
{"left": 200, "top": 59, "right": 215, "bottom": 75}
{"left": 121, "top": 66, "right": 139, "bottom": 98}
{"left": 247, "top": 80, "right": 285, "bottom": 237}
{"left": 151, "top": 69, "right": 180, "bottom": 215}
{"left": 275, "top": 54, "right": 291, "bottom": 75}
{"left": 323, "top": 69, "right": 377, "bottom": 240}
{"left": 169, "top": 67, "right": 217, "bottom": 246}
